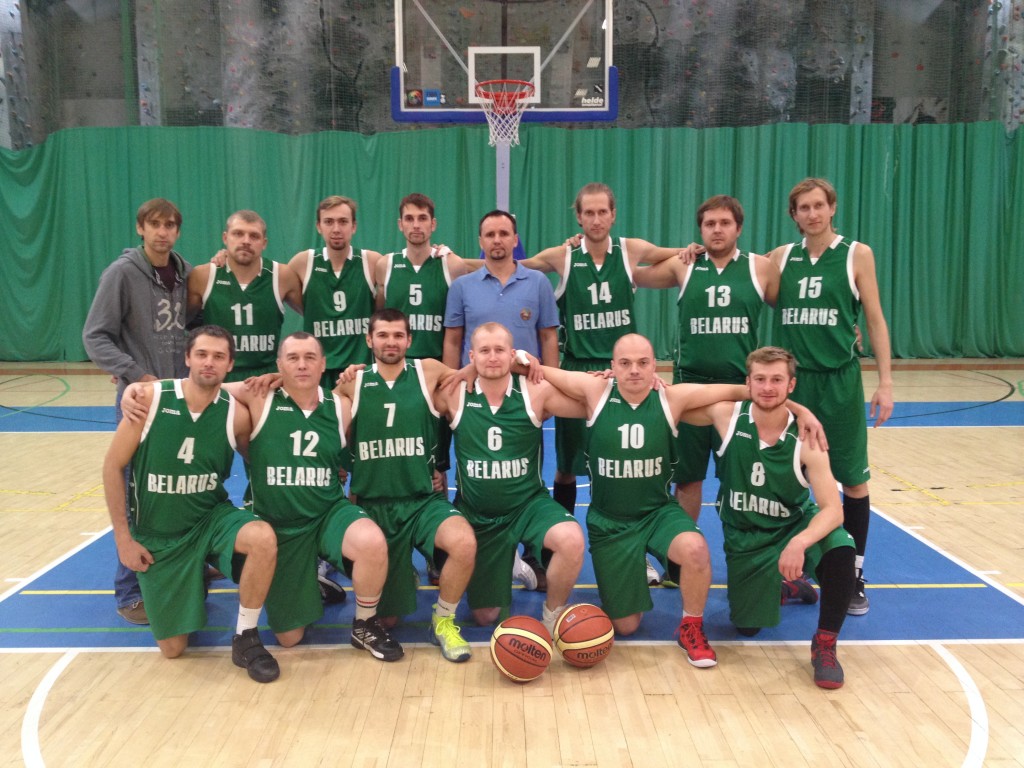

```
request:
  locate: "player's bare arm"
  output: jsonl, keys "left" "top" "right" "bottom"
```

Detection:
{"left": 633, "top": 257, "right": 685, "bottom": 289}
{"left": 278, "top": 261, "right": 304, "bottom": 314}
{"left": 539, "top": 327, "right": 560, "bottom": 368}
{"left": 232, "top": 397, "right": 253, "bottom": 460}
{"left": 621, "top": 238, "right": 686, "bottom": 269}
{"left": 186, "top": 263, "right": 210, "bottom": 319}
{"left": 777, "top": 441, "right": 843, "bottom": 580}
{"left": 669, "top": 383, "right": 748, "bottom": 425}
{"left": 853, "top": 242, "right": 894, "bottom": 427}
{"left": 753, "top": 253, "right": 780, "bottom": 307}
{"left": 519, "top": 245, "right": 567, "bottom": 276}
{"left": 102, "top": 392, "right": 154, "bottom": 572}
{"left": 288, "top": 248, "right": 311, "bottom": 285}
{"left": 373, "top": 256, "right": 389, "bottom": 309}
{"left": 442, "top": 326, "right": 464, "bottom": 370}
{"left": 528, "top": 364, "right": 607, "bottom": 417}
{"left": 527, "top": 378, "right": 589, "bottom": 421}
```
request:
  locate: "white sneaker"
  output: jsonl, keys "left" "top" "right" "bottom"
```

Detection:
{"left": 646, "top": 556, "right": 662, "bottom": 586}
{"left": 513, "top": 550, "right": 538, "bottom": 591}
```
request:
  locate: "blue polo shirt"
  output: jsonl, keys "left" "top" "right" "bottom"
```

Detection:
{"left": 445, "top": 262, "right": 559, "bottom": 365}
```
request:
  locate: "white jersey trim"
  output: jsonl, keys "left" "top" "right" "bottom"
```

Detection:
{"left": 139, "top": 380, "right": 163, "bottom": 442}
{"left": 586, "top": 379, "right": 615, "bottom": 428}
{"left": 715, "top": 400, "right": 744, "bottom": 459}
{"left": 413, "top": 359, "right": 441, "bottom": 419}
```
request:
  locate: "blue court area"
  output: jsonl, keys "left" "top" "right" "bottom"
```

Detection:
{"left": 1, "top": 401, "right": 1022, "bottom": 650}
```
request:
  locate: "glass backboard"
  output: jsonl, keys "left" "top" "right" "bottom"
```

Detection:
{"left": 392, "top": 0, "right": 616, "bottom": 123}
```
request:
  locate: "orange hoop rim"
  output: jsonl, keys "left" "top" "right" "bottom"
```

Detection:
{"left": 475, "top": 79, "right": 536, "bottom": 112}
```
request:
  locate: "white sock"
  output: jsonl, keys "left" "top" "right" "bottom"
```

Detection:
{"left": 355, "top": 593, "right": 381, "bottom": 622}
{"left": 682, "top": 610, "right": 703, "bottom": 621}
{"left": 541, "top": 603, "right": 565, "bottom": 635}
{"left": 855, "top": 554, "right": 865, "bottom": 573}
{"left": 236, "top": 605, "right": 261, "bottom": 634}
{"left": 434, "top": 597, "right": 459, "bottom": 618}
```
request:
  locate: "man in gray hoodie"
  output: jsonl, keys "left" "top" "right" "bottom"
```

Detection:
{"left": 83, "top": 198, "right": 192, "bottom": 625}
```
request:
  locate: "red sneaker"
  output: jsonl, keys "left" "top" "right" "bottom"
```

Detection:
{"left": 811, "top": 630, "right": 844, "bottom": 689}
{"left": 676, "top": 616, "right": 717, "bottom": 668}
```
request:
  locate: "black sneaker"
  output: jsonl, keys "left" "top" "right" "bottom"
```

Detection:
{"left": 232, "top": 627, "right": 280, "bottom": 683}
{"left": 811, "top": 630, "right": 844, "bottom": 689}
{"left": 781, "top": 576, "right": 819, "bottom": 605}
{"left": 318, "top": 572, "right": 348, "bottom": 605}
{"left": 351, "top": 616, "right": 404, "bottom": 662}
{"left": 847, "top": 570, "right": 869, "bottom": 616}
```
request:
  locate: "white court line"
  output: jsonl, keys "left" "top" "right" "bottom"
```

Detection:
{"left": 0, "top": 527, "right": 112, "bottom": 604}
{"left": 22, "top": 649, "right": 78, "bottom": 768}
{"left": 871, "top": 505, "right": 1024, "bottom": 609}
{"left": 931, "top": 643, "right": 989, "bottom": 768}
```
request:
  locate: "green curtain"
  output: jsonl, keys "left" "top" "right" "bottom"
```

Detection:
{"left": 1, "top": 123, "right": 1021, "bottom": 361}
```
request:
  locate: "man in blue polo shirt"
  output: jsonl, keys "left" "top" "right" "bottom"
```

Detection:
{"left": 443, "top": 209, "right": 560, "bottom": 592}
{"left": 443, "top": 210, "right": 559, "bottom": 369}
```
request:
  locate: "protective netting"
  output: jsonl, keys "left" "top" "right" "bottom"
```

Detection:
{"left": 1, "top": 0, "right": 1021, "bottom": 150}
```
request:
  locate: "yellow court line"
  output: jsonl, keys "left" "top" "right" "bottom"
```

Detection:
{"left": 967, "top": 481, "right": 1024, "bottom": 488}
{"left": 0, "top": 489, "right": 58, "bottom": 496}
{"left": 54, "top": 483, "right": 104, "bottom": 512}
{"left": 871, "top": 464, "right": 953, "bottom": 506}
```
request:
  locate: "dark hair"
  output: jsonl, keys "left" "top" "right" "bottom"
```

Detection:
{"left": 478, "top": 209, "right": 517, "bottom": 235}
{"left": 574, "top": 182, "right": 615, "bottom": 214}
{"left": 368, "top": 307, "right": 410, "bottom": 335}
{"left": 136, "top": 198, "right": 182, "bottom": 229}
{"left": 186, "top": 325, "right": 235, "bottom": 361}
{"left": 317, "top": 195, "right": 358, "bottom": 223}
{"left": 278, "top": 331, "right": 323, "bottom": 357}
{"left": 399, "top": 193, "right": 435, "bottom": 219}
{"left": 696, "top": 195, "right": 744, "bottom": 228}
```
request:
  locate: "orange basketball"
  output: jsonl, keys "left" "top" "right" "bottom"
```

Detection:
{"left": 490, "top": 616, "right": 553, "bottom": 683}
{"left": 553, "top": 603, "right": 615, "bottom": 668}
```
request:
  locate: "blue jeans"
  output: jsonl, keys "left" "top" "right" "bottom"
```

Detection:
{"left": 114, "top": 393, "right": 142, "bottom": 608}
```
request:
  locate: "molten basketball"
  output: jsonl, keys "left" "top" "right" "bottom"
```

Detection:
{"left": 490, "top": 616, "right": 553, "bottom": 683}
{"left": 553, "top": 603, "right": 615, "bottom": 668}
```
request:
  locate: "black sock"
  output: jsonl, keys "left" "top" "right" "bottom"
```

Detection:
{"left": 814, "top": 547, "right": 856, "bottom": 634}
{"left": 553, "top": 480, "right": 577, "bottom": 514}
{"left": 842, "top": 494, "right": 871, "bottom": 557}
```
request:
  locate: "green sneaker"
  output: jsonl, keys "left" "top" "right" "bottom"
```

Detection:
{"left": 430, "top": 610, "right": 472, "bottom": 663}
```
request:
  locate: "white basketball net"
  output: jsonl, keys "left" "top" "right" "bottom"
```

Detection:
{"left": 476, "top": 80, "right": 535, "bottom": 147}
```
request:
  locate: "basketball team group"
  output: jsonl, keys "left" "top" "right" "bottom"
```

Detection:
{"left": 82, "top": 179, "right": 893, "bottom": 691}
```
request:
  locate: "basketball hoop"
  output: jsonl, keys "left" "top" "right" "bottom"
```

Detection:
{"left": 475, "top": 79, "right": 535, "bottom": 147}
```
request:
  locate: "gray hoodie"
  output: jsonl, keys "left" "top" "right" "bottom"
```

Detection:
{"left": 82, "top": 246, "right": 193, "bottom": 395}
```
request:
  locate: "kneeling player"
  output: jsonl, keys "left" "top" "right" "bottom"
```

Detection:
{"left": 690, "top": 346, "right": 855, "bottom": 688}
{"left": 104, "top": 326, "right": 280, "bottom": 683}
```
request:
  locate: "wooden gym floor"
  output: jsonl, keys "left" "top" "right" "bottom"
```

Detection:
{"left": 0, "top": 359, "right": 1022, "bottom": 767}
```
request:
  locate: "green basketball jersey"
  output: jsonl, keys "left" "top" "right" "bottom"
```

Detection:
{"left": 675, "top": 251, "right": 764, "bottom": 384}
{"left": 349, "top": 360, "right": 437, "bottom": 499}
{"left": 201, "top": 258, "right": 285, "bottom": 381}
{"left": 585, "top": 381, "right": 676, "bottom": 519}
{"left": 382, "top": 249, "right": 451, "bottom": 359}
{"left": 129, "top": 379, "right": 235, "bottom": 537}
{"left": 452, "top": 376, "right": 546, "bottom": 514}
{"left": 247, "top": 387, "right": 347, "bottom": 526}
{"left": 776, "top": 236, "right": 861, "bottom": 371}
{"left": 301, "top": 246, "right": 375, "bottom": 370}
{"left": 714, "top": 401, "right": 816, "bottom": 532}
{"left": 554, "top": 237, "right": 636, "bottom": 360}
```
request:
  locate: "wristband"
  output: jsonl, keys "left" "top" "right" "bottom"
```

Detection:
{"left": 515, "top": 349, "right": 531, "bottom": 366}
